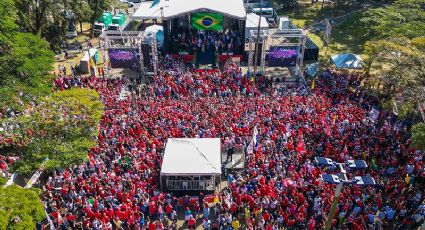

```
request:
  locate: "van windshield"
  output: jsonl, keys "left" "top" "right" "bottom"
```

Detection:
{"left": 94, "top": 24, "right": 104, "bottom": 30}
{"left": 108, "top": 25, "right": 119, "bottom": 31}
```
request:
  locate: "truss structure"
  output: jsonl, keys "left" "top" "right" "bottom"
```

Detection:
{"left": 248, "top": 28, "right": 307, "bottom": 79}
{"left": 98, "top": 31, "right": 158, "bottom": 77}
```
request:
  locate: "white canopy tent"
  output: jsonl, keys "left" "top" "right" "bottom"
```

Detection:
{"left": 245, "top": 13, "right": 269, "bottom": 39}
{"left": 160, "top": 138, "right": 222, "bottom": 190}
{"left": 161, "top": 138, "right": 221, "bottom": 175}
{"left": 131, "top": 2, "right": 162, "bottom": 20}
{"left": 132, "top": 0, "right": 246, "bottom": 21}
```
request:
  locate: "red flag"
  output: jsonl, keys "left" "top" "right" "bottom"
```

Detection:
{"left": 296, "top": 136, "right": 306, "bottom": 154}
{"left": 57, "top": 212, "right": 63, "bottom": 226}
{"left": 340, "top": 144, "right": 348, "bottom": 161}
{"left": 326, "top": 125, "right": 331, "bottom": 136}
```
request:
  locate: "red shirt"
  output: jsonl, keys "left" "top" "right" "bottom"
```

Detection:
{"left": 262, "top": 212, "right": 271, "bottom": 222}
{"left": 188, "top": 218, "right": 196, "bottom": 226}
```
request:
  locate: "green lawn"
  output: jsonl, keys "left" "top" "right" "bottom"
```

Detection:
{"left": 278, "top": 1, "right": 371, "bottom": 67}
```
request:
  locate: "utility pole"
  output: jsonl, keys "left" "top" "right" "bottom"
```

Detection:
{"left": 253, "top": 0, "right": 263, "bottom": 80}
{"left": 324, "top": 176, "right": 343, "bottom": 230}
{"left": 314, "top": 157, "right": 376, "bottom": 230}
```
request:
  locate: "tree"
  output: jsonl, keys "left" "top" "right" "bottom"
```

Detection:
{"left": 359, "top": 0, "right": 425, "bottom": 40}
{"left": 0, "top": 185, "right": 45, "bottom": 229}
{"left": 14, "top": 0, "right": 59, "bottom": 37}
{"left": 411, "top": 122, "right": 425, "bottom": 151}
{"left": 281, "top": 0, "right": 298, "bottom": 9}
{"left": 354, "top": 0, "right": 425, "bottom": 116}
{"left": 13, "top": 0, "right": 70, "bottom": 51}
{"left": 69, "top": 0, "right": 93, "bottom": 34}
{"left": 88, "top": 0, "right": 112, "bottom": 37}
{"left": 0, "top": 0, "right": 55, "bottom": 111}
{"left": 2, "top": 88, "right": 103, "bottom": 175}
{"left": 364, "top": 38, "right": 425, "bottom": 117}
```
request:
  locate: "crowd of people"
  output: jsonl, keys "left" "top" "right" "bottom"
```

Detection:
{"left": 152, "top": 56, "right": 299, "bottom": 98}
{"left": 40, "top": 58, "right": 424, "bottom": 230}
{"left": 170, "top": 29, "right": 243, "bottom": 54}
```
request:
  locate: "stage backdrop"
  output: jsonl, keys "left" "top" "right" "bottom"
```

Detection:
{"left": 191, "top": 12, "right": 223, "bottom": 31}
{"left": 268, "top": 46, "right": 298, "bottom": 67}
{"left": 108, "top": 48, "right": 140, "bottom": 69}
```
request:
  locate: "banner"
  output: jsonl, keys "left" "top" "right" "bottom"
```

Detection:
{"left": 25, "top": 157, "right": 49, "bottom": 188}
{"left": 191, "top": 12, "right": 223, "bottom": 31}
{"left": 324, "top": 18, "right": 332, "bottom": 45}
{"left": 246, "top": 125, "right": 258, "bottom": 156}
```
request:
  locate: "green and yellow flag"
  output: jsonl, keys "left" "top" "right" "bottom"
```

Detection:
{"left": 191, "top": 12, "right": 223, "bottom": 31}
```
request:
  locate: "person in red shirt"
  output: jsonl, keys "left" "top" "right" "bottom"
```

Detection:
{"left": 287, "top": 218, "right": 296, "bottom": 227}
{"left": 187, "top": 216, "right": 196, "bottom": 229}
{"left": 262, "top": 211, "right": 271, "bottom": 222}
{"left": 149, "top": 201, "right": 157, "bottom": 218}
{"left": 165, "top": 203, "right": 173, "bottom": 218}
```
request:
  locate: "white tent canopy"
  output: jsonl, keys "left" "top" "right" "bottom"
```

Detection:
{"left": 131, "top": 2, "right": 162, "bottom": 20}
{"left": 246, "top": 13, "right": 269, "bottom": 28}
{"left": 160, "top": 138, "right": 222, "bottom": 176}
{"left": 245, "top": 13, "right": 269, "bottom": 38}
{"left": 132, "top": 0, "right": 246, "bottom": 21}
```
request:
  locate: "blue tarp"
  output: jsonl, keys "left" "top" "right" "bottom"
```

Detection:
{"left": 331, "top": 53, "right": 362, "bottom": 69}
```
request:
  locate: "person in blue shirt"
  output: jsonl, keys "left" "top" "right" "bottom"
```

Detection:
{"left": 139, "top": 214, "right": 145, "bottom": 227}
{"left": 386, "top": 208, "right": 395, "bottom": 220}
{"left": 377, "top": 210, "right": 386, "bottom": 221}
{"left": 227, "top": 174, "right": 234, "bottom": 183}
{"left": 368, "top": 213, "right": 375, "bottom": 224}
{"left": 353, "top": 206, "right": 361, "bottom": 214}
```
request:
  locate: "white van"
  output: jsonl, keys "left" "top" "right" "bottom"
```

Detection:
{"left": 94, "top": 23, "right": 107, "bottom": 35}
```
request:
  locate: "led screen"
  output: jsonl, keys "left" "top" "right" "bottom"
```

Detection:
{"left": 268, "top": 46, "right": 298, "bottom": 67}
{"left": 108, "top": 48, "right": 140, "bottom": 69}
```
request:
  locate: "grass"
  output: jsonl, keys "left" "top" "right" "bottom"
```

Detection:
{"left": 278, "top": 0, "right": 372, "bottom": 67}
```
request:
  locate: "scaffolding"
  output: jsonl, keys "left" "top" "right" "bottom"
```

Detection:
{"left": 248, "top": 28, "right": 307, "bottom": 80}
{"left": 98, "top": 31, "right": 158, "bottom": 78}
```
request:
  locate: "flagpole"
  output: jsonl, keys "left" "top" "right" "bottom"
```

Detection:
{"left": 253, "top": 0, "right": 263, "bottom": 84}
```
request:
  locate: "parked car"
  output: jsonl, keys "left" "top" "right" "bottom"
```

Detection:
{"left": 119, "top": 0, "right": 134, "bottom": 7}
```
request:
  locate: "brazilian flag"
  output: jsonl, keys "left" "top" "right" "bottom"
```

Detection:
{"left": 191, "top": 12, "right": 223, "bottom": 31}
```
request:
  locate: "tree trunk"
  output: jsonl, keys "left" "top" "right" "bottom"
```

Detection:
{"left": 90, "top": 0, "right": 100, "bottom": 38}
{"left": 91, "top": 21, "right": 95, "bottom": 38}
{"left": 80, "top": 21, "right": 83, "bottom": 34}
{"left": 34, "top": 1, "right": 49, "bottom": 37}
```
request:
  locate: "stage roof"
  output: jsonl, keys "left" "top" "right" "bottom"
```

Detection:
{"left": 132, "top": 0, "right": 246, "bottom": 20}
{"left": 246, "top": 13, "right": 269, "bottom": 28}
{"left": 132, "top": 2, "right": 162, "bottom": 20}
{"left": 160, "top": 138, "right": 222, "bottom": 176}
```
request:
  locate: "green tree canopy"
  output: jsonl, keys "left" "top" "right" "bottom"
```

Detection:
{"left": 359, "top": 0, "right": 425, "bottom": 40}
{"left": 70, "top": 0, "right": 94, "bottom": 34}
{"left": 0, "top": 185, "right": 45, "bottom": 229}
{"left": 0, "top": 0, "right": 54, "bottom": 111}
{"left": 363, "top": 37, "right": 425, "bottom": 117}
{"left": 2, "top": 88, "right": 103, "bottom": 175}
{"left": 87, "top": 0, "right": 121, "bottom": 37}
{"left": 412, "top": 122, "right": 425, "bottom": 151}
